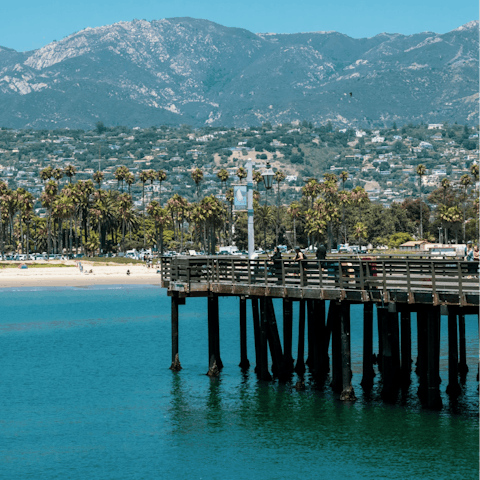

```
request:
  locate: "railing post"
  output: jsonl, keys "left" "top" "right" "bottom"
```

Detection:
{"left": 281, "top": 259, "right": 286, "bottom": 286}
{"left": 431, "top": 262, "right": 436, "bottom": 297}
{"left": 359, "top": 260, "right": 365, "bottom": 290}
{"left": 264, "top": 259, "right": 268, "bottom": 285}
{"left": 319, "top": 260, "right": 323, "bottom": 288}
{"left": 248, "top": 259, "right": 252, "bottom": 285}
{"left": 300, "top": 261, "right": 305, "bottom": 288}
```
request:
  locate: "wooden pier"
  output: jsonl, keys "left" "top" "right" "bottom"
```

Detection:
{"left": 162, "top": 256, "right": 479, "bottom": 409}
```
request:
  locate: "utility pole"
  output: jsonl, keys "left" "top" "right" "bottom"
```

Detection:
{"left": 247, "top": 159, "right": 254, "bottom": 259}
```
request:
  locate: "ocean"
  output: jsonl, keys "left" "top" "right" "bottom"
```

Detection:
{"left": 0, "top": 285, "right": 478, "bottom": 479}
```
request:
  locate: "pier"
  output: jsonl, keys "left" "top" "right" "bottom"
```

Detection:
{"left": 161, "top": 255, "right": 479, "bottom": 409}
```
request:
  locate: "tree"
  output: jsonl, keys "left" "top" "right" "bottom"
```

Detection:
{"left": 217, "top": 169, "right": 229, "bottom": 193}
{"left": 191, "top": 168, "right": 204, "bottom": 199}
{"left": 236, "top": 167, "right": 247, "bottom": 182}
{"left": 157, "top": 170, "right": 167, "bottom": 206}
{"left": 354, "top": 222, "right": 368, "bottom": 245}
{"left": 64, "top": 165, "right": 77, "bottom": 183}
{"left": 287, "top": 202, "right": 301, "bottom": 247}
{"left": 416, "top": 164, "right": 427, "bottom": 238}
{"left": 139, "top": 170, "right": 151, "bottom": 246}
{"left": 93, "top": 171, "right": 104, "bottom": 189}
{"left": 274, "top": 170, "right": 286, "bottom": 244}
{"left": 459, "top": 174, "right": 472, "bottom": 242}
{"left": 95, "top": 121, "right": 106, "bottom": 134}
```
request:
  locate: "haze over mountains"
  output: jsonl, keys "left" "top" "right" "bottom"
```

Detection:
{"left": 0, "top": 18, "right": 478, "bottom": 129}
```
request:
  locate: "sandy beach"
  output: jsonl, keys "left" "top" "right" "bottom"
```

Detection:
{"left": 0, "top": 262, "right": 161, "bottom": 288}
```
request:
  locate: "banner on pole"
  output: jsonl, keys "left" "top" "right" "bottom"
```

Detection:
{"left": 233, "top": 185, "right": 247, "bottom": 211}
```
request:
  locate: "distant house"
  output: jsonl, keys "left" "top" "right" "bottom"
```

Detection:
{"left": 371, "top": 136, "right": 385, "bottom": 143}
{"left": 400, "top": 240, "right": 430, "bottom": 251}
{"left": 428, "top": 124, "right": 443, "bottom": 130}
{"left": 419, "top": 141, "right": 433, "bottom": 149}
{"left": 285, "top": 175, "right": 297, "bottom": 182}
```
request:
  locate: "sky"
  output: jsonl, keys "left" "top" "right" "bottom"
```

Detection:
{"left": 1, "top": 0, "right": 477, "bottom": 52}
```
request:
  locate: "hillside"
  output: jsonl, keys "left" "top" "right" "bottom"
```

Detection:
{"left": 0, "top": 18, "right": 478, "bottom": 129}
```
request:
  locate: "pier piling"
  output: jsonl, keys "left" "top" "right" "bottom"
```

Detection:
{"left": 400, "top": 310, "right": 411, "bottom": 387}
{"left": 458, "top": 312, "right": 468, "bottom": 377}
{"left": 283, "top": 299, "right": 294, "bottom": 371}
{"left": 207, "top": 294, "right": 223, "bottom": 375}
{"left": 331, "top": 302, "right": 342, "bottom": 392}
{"left": 251, "top": 297, "right": 261, "bottom": 374}
{"left": 170, "top": 295, "right": 182, "bottom": 371}
{"left": 447, "top": 308, "right": 461, "bottom": 396}
{"left": 265, "top": 298, "right": 286, "bottom": 379}
{"left": 426, "top": 307, "right": 442, "bottom": 409}
{"left": 239, "top": 296, "right": 250, "bottom": 369}
{"left": 339, "top": 302, "right": 356, "bottom": 401}
{"left": 294, "top": 300, "right": 306, "bottom": 376}
{"left": 259, "top": 297, "right": 272, "bottom": 381}
{"left": 361, "top": 302, "right": 375, "bottom": 390}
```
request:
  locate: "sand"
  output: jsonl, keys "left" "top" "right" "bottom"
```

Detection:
{"left": 0, "top": 262, "right": 161, "bottom": 288}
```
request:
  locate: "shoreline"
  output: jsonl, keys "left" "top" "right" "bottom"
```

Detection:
{"left": 0, "top": 264, "right": 161, "bottom": 288}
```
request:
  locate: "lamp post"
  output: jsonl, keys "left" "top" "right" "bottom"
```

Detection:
{"left": 262, "top": 162, "right": 274, "bottom": 251}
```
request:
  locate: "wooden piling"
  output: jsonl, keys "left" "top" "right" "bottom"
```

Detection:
{"left": 400, "top": 310, "right": 411, "bottom": 386}
{"left": 361, "top": 302, "right": 375, "bottom": 389}
{"left": 306, "top": 300, "right": 315, "bottom": 367}
{"left": 294, "top": 299, "right": 306, "bottom": 376}
{"left": 339, "top": 302, "right": 356, "bottom": 401}
{"left": 313, "top": 300, "right": 326, "bottom": 378}
{"left": 416, "top": 310, "right": 428, "bottom": 401}
{"left": 207, "top": 294, "right": 223, "bottom": 375}
{"left": 426, "top": 307, "right": 442, "bottom": 409}
{"left": 283, "top": 299, "right": 294, "bottom": 370}
{"left": 446, "top": 309, "right": 461, "bottom": 396}
{"left": 477, "top": 308, "right": 480, "bottom": 382}
{"left": 381, "top": 309, "right": 399, "bottom": 401}
{"left": 251, "top": 297, "right": 261, "bottom": 374}
{"left": 458, "top": 312, "right": 468, "bottom": 376}
{"left": 377, "top": 306, "right": 388, "bottom": 375}
{"left": 170, "top": 295, "right": 182, "bottom": 371}
{"left": 258, "top": 297, "right": 272, "bottom": 381}
{"left": 239, "top": 296, "right": 250, "bottom": 369}
{"left": 331, "top": 301, "right": 343, "bottom": 393}
{"left": 265, "top": 298, "right": 287, "bottom": 379}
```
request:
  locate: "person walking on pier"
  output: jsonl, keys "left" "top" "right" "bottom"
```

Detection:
{"left": 270, "top": 246, "right": 283, "bottom": 284}
{"left": 316, "top": 244, "right": 327, "bottom": 260}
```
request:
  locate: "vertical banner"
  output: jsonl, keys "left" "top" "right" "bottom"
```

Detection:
{"left": 233, "top": 185, "right": 247, "bottom": 211}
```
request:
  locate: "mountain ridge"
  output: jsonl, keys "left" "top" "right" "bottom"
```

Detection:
{"left": 0, "top": 18, "right": 478, "bottom": 129}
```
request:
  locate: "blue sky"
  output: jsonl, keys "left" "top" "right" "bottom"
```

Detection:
{"left": 2, "top": 0, "right": 477, "bottom": 52}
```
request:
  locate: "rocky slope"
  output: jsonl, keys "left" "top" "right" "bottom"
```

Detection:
{"left": 0, "top": 18, "right": 478, "bottom": 129}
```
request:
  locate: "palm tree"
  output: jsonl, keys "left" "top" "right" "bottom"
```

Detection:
{"left": 41, "top": 180, "right": 58, "bottom": 255}
{"left": 253, "top": 170, "right": 263, "bottom": 188}
{"left": 40, "top": 166, "right": 53, "bottom": 183}
{"left": 287, "top": 202, "right": 301, "bottom": 247}
{"left": 459, "top": 174, "right": 472, "bottom": 242}
{"left": 52, "top": 168, "right": 63, "bottom": 184}
{"left": 147, "top": 200, "right": 170, "bottom": 255}
{"left": 236, "top": 167, "right": 247, "bottom": 182}
{"left": 117, "top": 193, "right": 133, "bottom": 252}
{"left": 191, "top": 168, "right": 204, "bottom": 199}
{"left": 225, "top": 188, "right": 234, "bottom": 244}
{"left": 139, "top": 170, "right": 150, "bottom": 246}
{"left": 125, "top": 172, "right": 135, "bottom": 195}
{"left": 339, "top": 171, "right": 349, "bottom": 243}
{"left": 157, "top": 170, "right": 167, "bottom": 206}
{"left": 257, "top": 204, "right": 274, "bottom": 250}
{"left": 471, "top": 164, "right": 479, "bottom": 242}
{"left": 354, "top": 222, "right": 368, "bottom": 245}
{"left": 217, "top": 169, "right": 229, "bottom": 193}
{"left": 93, "top": 171, "right": 104, "bottom": 189}
{"left": 274, "top": 170, "right": 286, "bottom": 244}
{"left": 64, "top": 165, "right": 77, "bottom": 183}
{"left": 416, "top": 164, "right": 427, "bottom": 238}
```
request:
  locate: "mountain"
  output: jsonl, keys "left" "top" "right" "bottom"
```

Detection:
{"left": 0, "top": 18, "right": 478, "bottom": 129}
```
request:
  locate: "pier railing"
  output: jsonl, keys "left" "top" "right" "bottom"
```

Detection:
{"left": 161, "top": 256, "right": 479, "bottom": 305}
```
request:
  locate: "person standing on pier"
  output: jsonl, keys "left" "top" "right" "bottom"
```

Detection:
{"left": 270, "top": 246, "right": 283, "bottom": 283}
{"left": 316, "top": 244, "right": 327, "bottom": 260}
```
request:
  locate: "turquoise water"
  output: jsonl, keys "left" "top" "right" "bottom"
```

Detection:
{"left": 0, "top": 285, "right": 478, "bottom": 479}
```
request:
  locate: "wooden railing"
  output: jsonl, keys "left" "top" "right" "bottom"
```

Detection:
{"left": 161, "top": 256, "right": 479, "bottom": 296}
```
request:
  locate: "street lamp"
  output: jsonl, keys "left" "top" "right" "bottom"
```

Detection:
{"left": 262, "top": 162, "right": 274, "bottom": 191}
{"left": 262, "top": 162, "right": 274, "bottom": 250}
